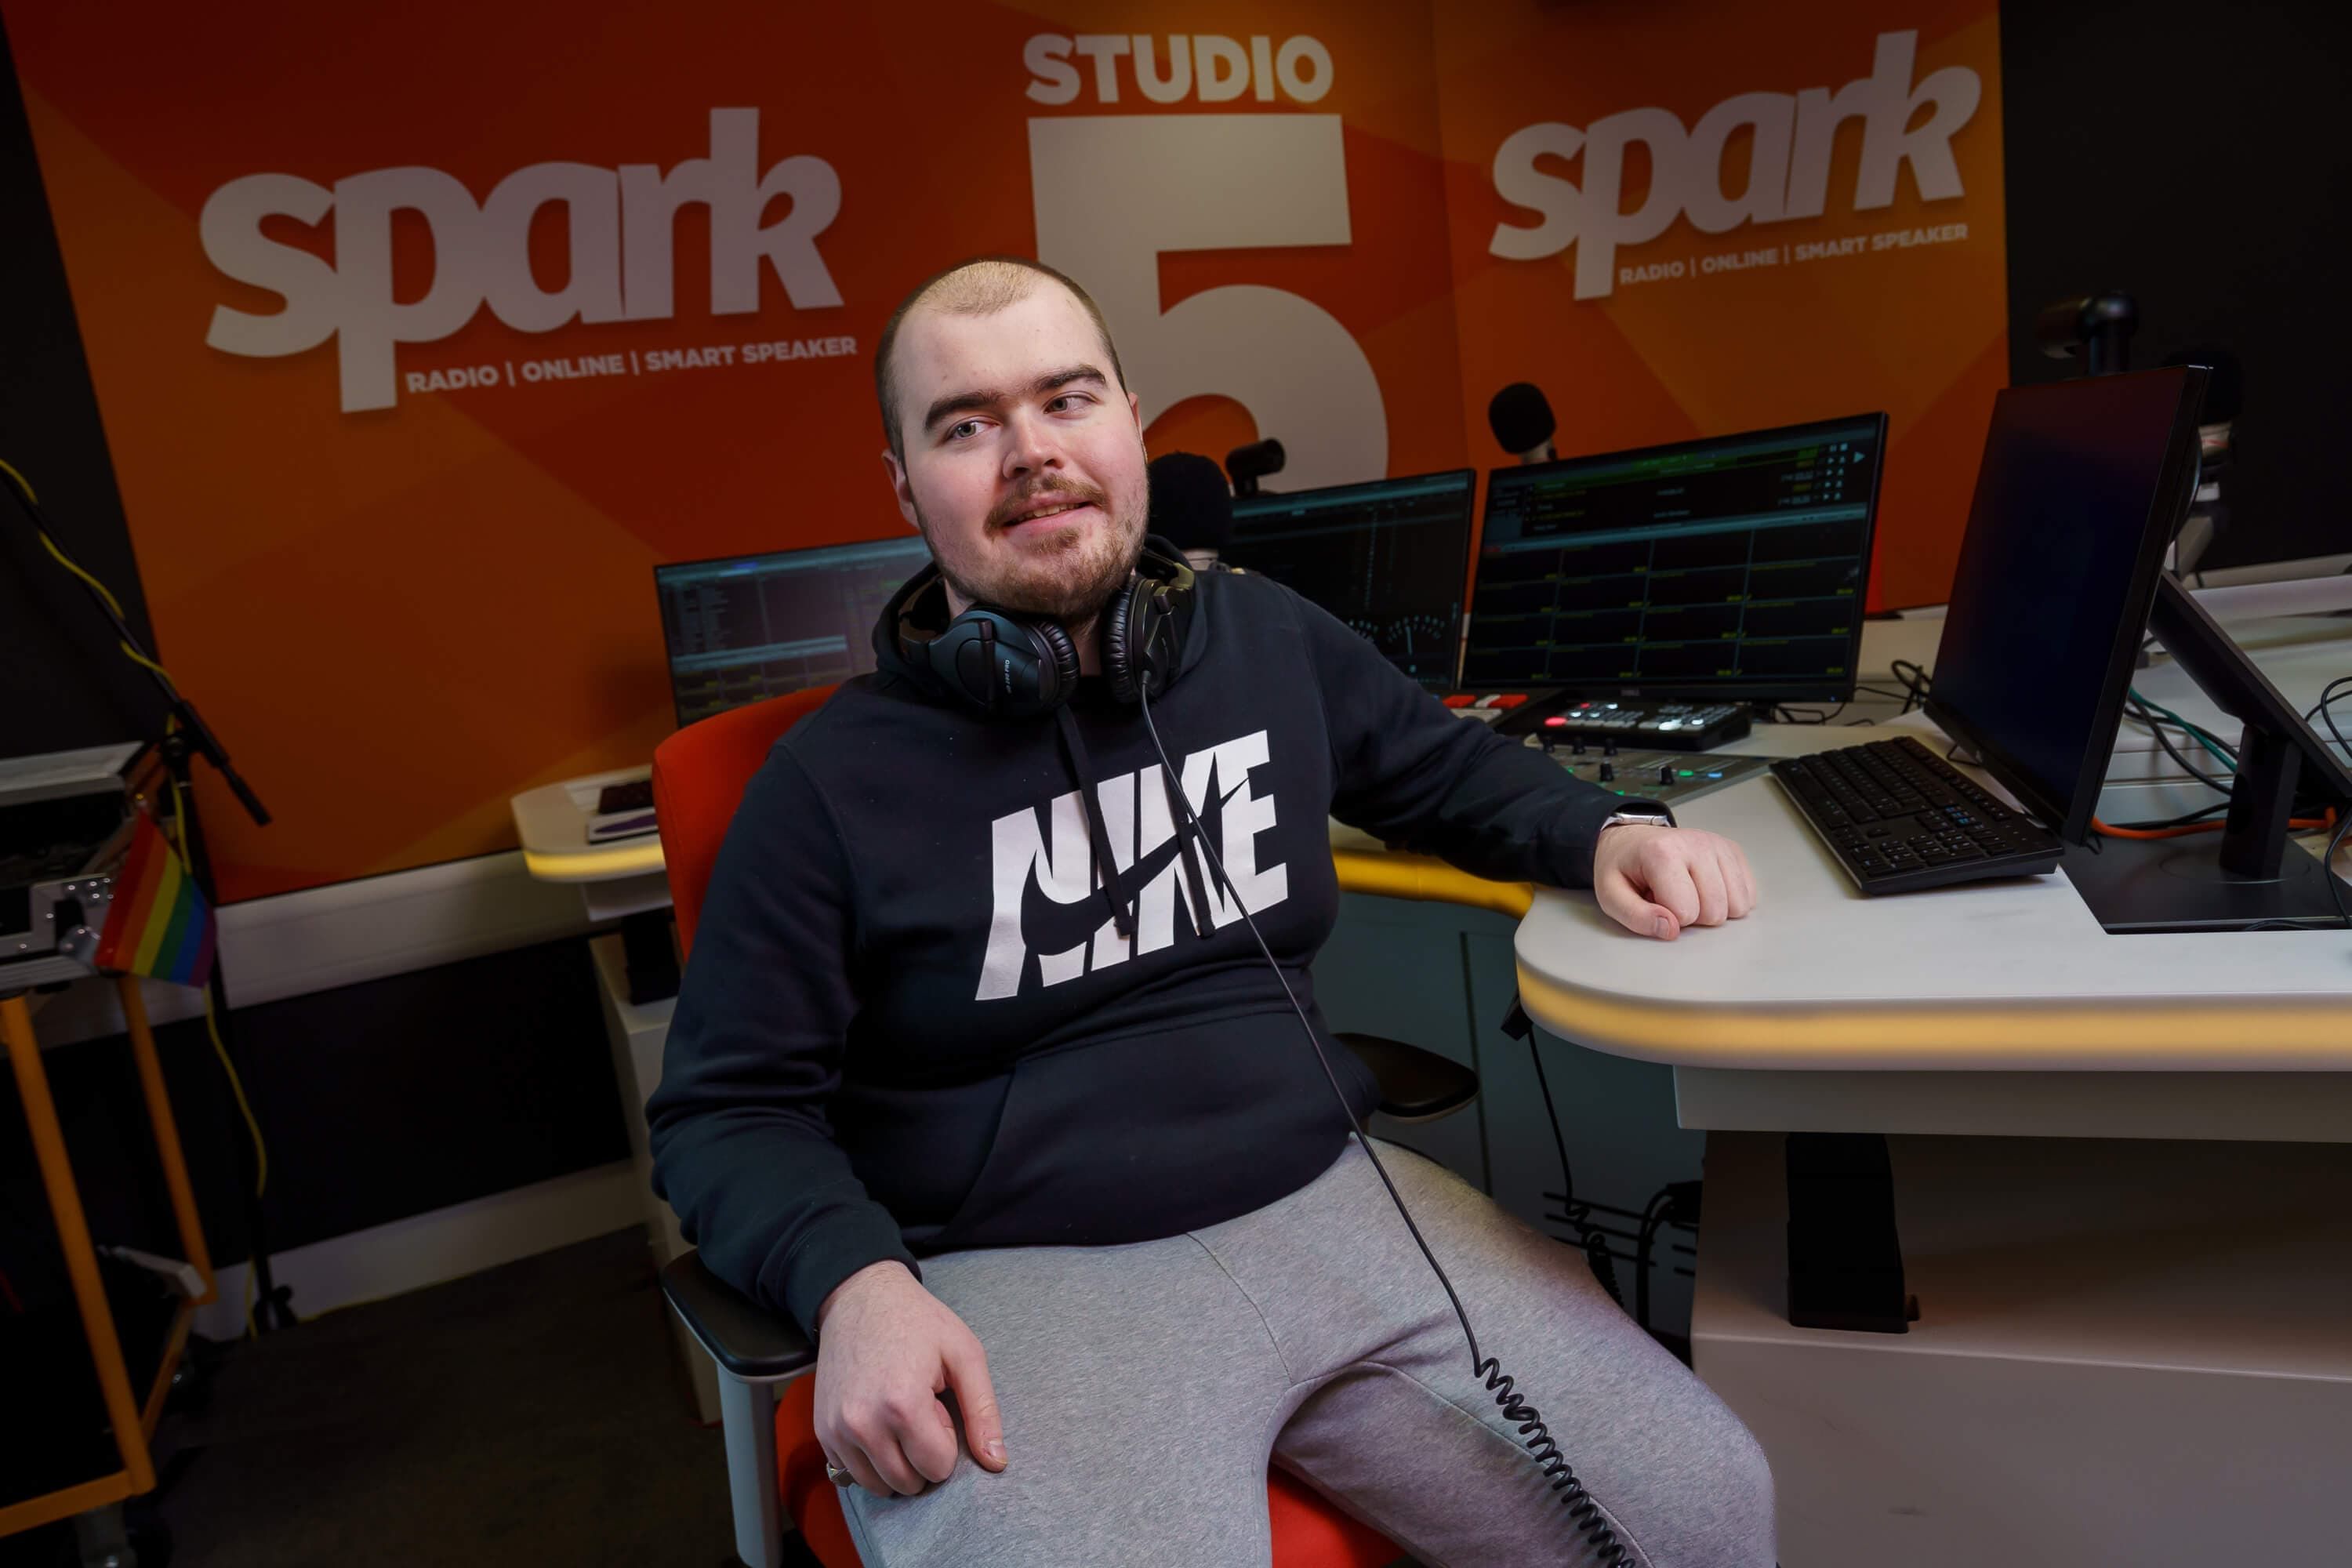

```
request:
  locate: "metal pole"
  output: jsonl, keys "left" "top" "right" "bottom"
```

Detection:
{"left": 161, "top": 731, "right": 295, "bottom": 1331}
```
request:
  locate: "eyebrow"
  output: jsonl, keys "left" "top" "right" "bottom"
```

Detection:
{"left": 922, "top": 365, "right": 1109, "bottom": 439}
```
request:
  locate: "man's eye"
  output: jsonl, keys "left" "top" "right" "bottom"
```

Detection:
{"left": 948, "top": 419, "right": 982, "bottom": 441}
{"left": 1047, "top": 394, "right": 1091, "bottom": 414}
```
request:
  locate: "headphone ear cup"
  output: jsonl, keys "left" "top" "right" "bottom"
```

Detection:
{"left": 1110, "top": 575, "right": 1167, "bottom": 705}
{"left": 927, "top": 608, "right": 1079, "bottom": 719}
{"left": 1027, "top": 617, "right": 1082, "bottom": 714}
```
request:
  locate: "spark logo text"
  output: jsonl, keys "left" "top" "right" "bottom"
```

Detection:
{"left": 1489, "top": 31, "right": 1980, "bottom": 299}
{"left": 200, "top": 109, "right": 844, "bottom": 412}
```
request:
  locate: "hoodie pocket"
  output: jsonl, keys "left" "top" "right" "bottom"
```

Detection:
{"left": 931, "top": 1019, "right": 1366, "bottom": 1252}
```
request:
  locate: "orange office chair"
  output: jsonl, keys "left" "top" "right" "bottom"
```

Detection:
{"left": 652, "top": 685, "right": 1474, "bottom": 1568}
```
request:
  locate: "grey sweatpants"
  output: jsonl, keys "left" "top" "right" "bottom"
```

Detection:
{"left": 842, "top": 1139, "right": 1774, "bottom": 1566}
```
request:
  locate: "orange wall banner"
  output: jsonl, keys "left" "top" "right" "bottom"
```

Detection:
{"left": 2, "top": 2, "right": 2001, "bottom": 900}
{"left": 1439, "top": 1, "right": 2008, "bottom": 610}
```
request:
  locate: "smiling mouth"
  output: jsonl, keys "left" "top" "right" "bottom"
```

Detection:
{"left": 1000, "top": 500, "right": 1095, "bottom": 530}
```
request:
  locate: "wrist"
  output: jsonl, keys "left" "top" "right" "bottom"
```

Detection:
{"left": 1596, "top": 803, "right": 1676, "bottom": 845}
{"left": 816, "top": 1258, "right": 914, "bottom": 1330}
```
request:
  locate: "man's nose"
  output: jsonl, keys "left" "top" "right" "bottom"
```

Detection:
{"left": 1000, "top": 408, "right": 1067, "bottom": 480}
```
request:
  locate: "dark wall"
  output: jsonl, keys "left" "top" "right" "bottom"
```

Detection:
{"left": 0, "top": 935, "right": 633, "bottom": 1316}
{"left": 2001, "top": 2, "right": 2352, "bottom": 570}
{"left": 0, "top": 15, "right": 169, "bottom": 763}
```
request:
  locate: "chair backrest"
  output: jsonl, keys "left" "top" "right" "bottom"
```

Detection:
{"left": 652, "top": 684, "right": 837, "bottom": 958}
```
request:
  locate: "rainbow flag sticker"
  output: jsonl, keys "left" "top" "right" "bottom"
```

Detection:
{"left": 94, "top": 808, "right": 216, "bottom": 989}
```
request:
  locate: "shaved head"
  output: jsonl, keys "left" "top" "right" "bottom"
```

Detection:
{"left": 874, "top": 257, "right": 1127, "bottom": 459}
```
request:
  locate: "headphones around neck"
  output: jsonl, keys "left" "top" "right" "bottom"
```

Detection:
{"left": 884, "top": 540, "right": 1197, "bottom": 720}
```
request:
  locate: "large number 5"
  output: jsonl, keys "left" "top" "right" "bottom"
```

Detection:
{"left": 1029, "top": 114, "right": 1387, "bottom": 491}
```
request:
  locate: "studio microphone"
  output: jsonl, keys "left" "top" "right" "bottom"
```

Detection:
{"left": 2035, "top": 290, "right": 2137, "bottom": 376}
{"left": 1147, "top": 452, "right": 1235, "bottom": 570}
{"left": 2161, "top": 347, "right": 2241, "bottom": 576}
{"left": 1224, "top": 439, "right": 1286, "bottom": 499}
{"left": 1488, "top": 383, "right": 1557, "bottom": 463}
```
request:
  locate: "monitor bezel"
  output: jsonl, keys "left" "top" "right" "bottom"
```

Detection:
{"left": 652, "top": 535, "right": 934, "bottom": 730}
{"left": 1468, "top": 412, "right": 1889, "bottom": 704}
{"left": 1923, "top": 368, "right": 2209, "bottom": 844}
{"left": 1225, "top": 466, "right": 1480, "bottom": 690}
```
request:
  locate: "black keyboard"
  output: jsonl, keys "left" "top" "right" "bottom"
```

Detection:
{"left": 1769, "top": 735, "right": 2063, "bottom": 894}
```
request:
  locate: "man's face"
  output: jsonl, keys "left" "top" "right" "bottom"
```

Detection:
{"left": 882, "top": 285, "right": 1148, "bottom": 622}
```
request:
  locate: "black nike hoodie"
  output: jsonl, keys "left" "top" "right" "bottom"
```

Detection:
{"left": 646, "top": 557, "right": 1628, "bottom": 1333}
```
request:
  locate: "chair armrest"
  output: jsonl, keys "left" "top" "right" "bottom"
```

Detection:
{"left": 1338, "top": 1033, "right": 1480, "bottom": 1123}
{"left": 659, "top": 1249, "right": 817, "bottom": 1382}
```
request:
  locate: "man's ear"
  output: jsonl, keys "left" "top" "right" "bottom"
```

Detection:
{"left": 880, "top": 448, "right": 921, "bottom": 532}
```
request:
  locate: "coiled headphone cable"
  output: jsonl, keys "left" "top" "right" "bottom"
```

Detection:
{"left": 1135, "top": 686, "right": 1631, "bottom": 1566}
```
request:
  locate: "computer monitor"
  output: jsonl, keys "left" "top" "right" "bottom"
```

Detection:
{"left": 1924, "top": 367, "right": 2352, "bottom": 931}
{"left": 1462, "top": 414, "right": 1886, "bottom": 702}
{"left": 1221, "top": 469, "right": 1478, "bottom": 689}
{"left": 655, "top": 536, "right": 932, "bottom": 727}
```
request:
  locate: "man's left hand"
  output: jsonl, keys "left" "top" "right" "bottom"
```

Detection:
{"left": 1592, "top": 825, "right": 1757, "bottom": 940}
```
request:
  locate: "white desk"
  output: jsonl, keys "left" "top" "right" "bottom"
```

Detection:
{"left": 1511, "top": 618, "right": 2352, "bottom": 1568}
{"left": 509, "top": 767, "right": 667, "bottom": 920}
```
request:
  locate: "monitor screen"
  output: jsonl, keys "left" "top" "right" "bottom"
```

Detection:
{"left": 1222, "top": 469, "right": 1478, "bottom": 688}
{"left": 1462, "top": 414, "right": 1886, "bottom": 702}
{"left": 655, "top": 536, "right": 933, "bottom": 727}
{"left": 1925, "top": 368, "right": 2206, "bottom": 840}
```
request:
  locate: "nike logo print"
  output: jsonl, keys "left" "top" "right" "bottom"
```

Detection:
{"left": 974, "top": 728, "right": 1290, "bottom": 1000}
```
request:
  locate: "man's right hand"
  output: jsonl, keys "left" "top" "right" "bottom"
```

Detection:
{"left": 812, "top": 1260, "right": 1008, "bottom": 1495}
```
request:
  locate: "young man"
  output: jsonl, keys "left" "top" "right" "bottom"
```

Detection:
{"left": 649, "top": 257, "right": 1773, "bottom": 1566}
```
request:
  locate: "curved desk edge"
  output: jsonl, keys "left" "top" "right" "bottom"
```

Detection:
{"left": 1514, "top": 962, "right": 2352, "bottom": 1072}
{"left": 522, "top": 840, "right": 667, "bottom": 883}
{"left": 1331, "top": 849, "right": 1532, "bottom": 920}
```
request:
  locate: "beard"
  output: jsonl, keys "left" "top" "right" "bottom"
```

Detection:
{"left": 921, "top": 474, "right": 1146, "bottom": 623}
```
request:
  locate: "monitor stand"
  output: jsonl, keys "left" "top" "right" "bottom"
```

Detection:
{"left": 2063, "top": 834, "right": 2342, "bottom": 933}
{"left": 2066, "top": 575, "right": 2351, "bottom": 934}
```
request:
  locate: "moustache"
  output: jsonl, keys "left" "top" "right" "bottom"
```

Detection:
{"left": 988, "top": 479, "right": 1111, "bottom": 532}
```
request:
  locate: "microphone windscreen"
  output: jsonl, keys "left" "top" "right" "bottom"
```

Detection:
{"left": 1488, "top": 383, "right": 1555, "bottom": 456}
{"left": 2035, "top": 296, "right": 2092, "bottom": 359}
{"left": 1224, "top": 439, "right": 1286, "bottom": 486}
{"left": 1147, "top": 452, "right": 1233, "bottom": 553}
{"left": 2163, "top": 347, "right": 2242, "bottom": 424}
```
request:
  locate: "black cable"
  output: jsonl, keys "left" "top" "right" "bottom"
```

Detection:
{"left": 1134, "top": 687, "right": 1630, "bottom": 1566}
{"left": 1772, "top": 702, "right": 1847, "bottom": 726}
{"left": 1633, "top": 1189, "right": 1671, "bottom": 1333}
{"left": 2315, "top": 677, "right": 2352, "bottom": 748}
{"left": 2128, "top": 702, "right": 2239, "bottom": 766}
{"left": 2317, "top": 683, "right": 2352, "bottom": 930}
{"left": 1888, "top": 659, "right": 1932, "bottom": 714}
{"left": 1523, "top": 1024, "right": 1624, "bottom": 1307}
{"left": 2106, "top": 801, "right": 2232, "bottom": 832}
{"left": 2122, "top": 695, "right": 2233, "bottom": 795}
{"left": 2110, "top": 681, "right": 2348, "bottom": 833}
